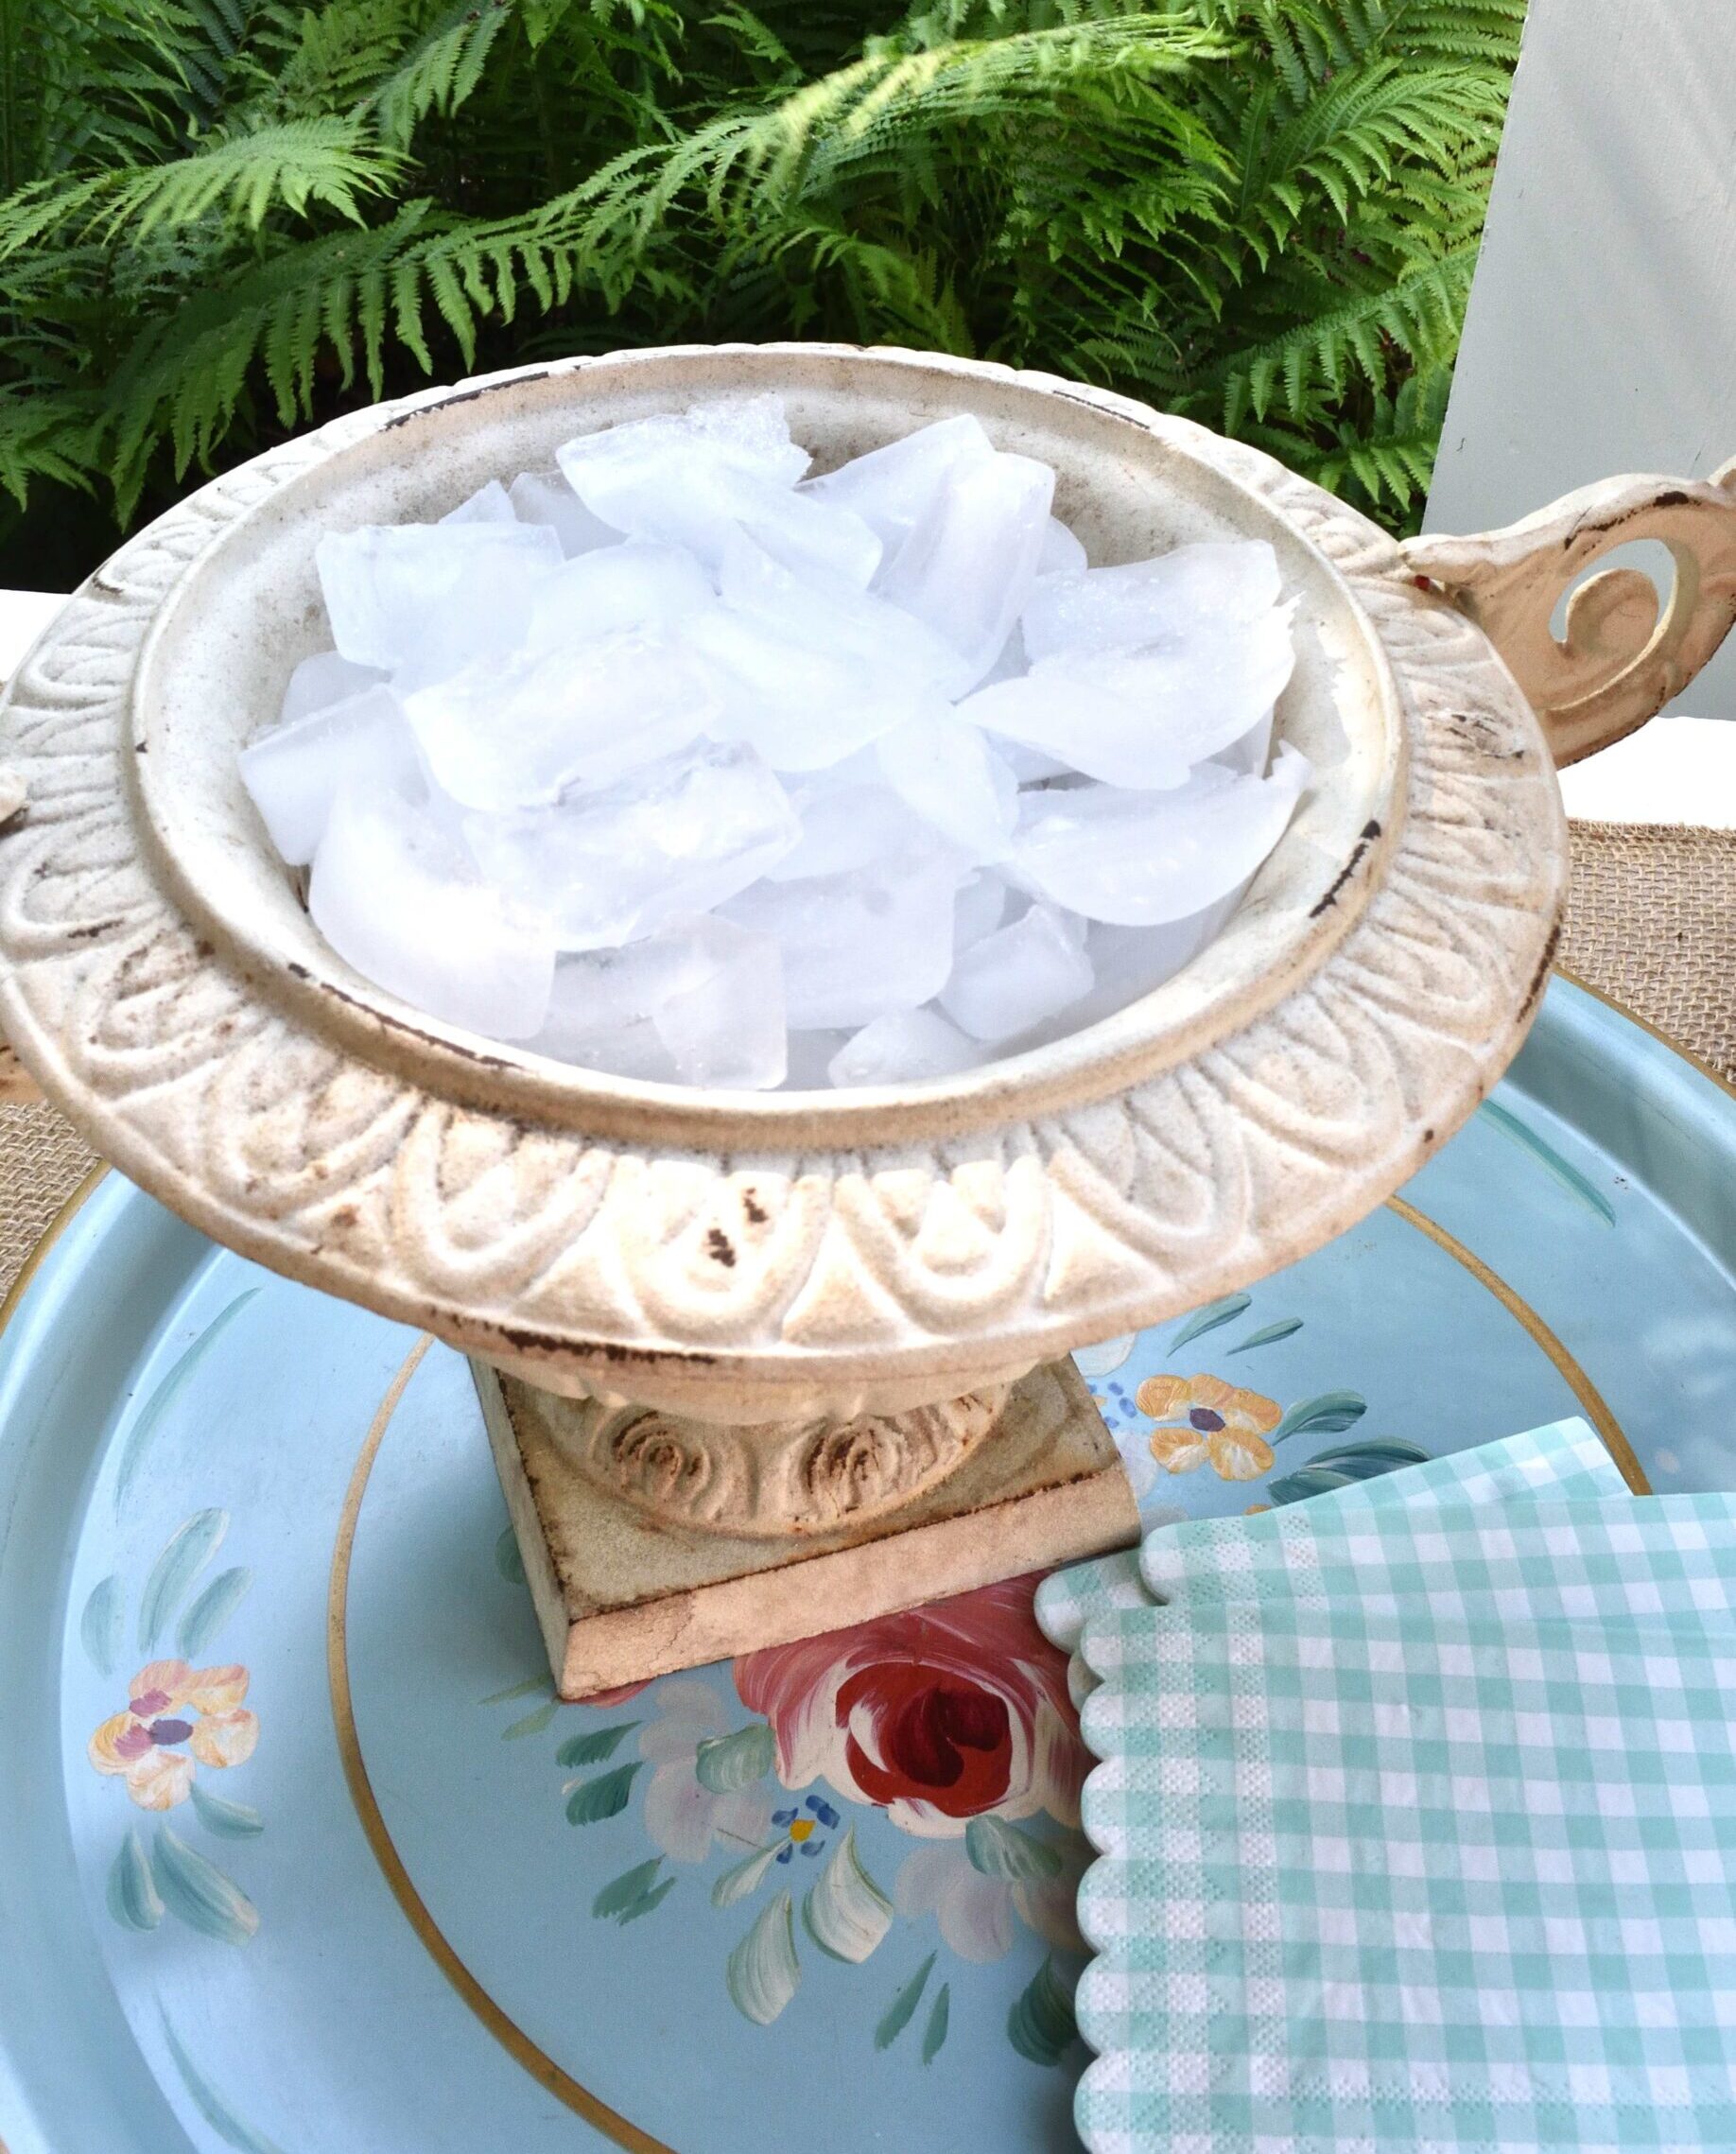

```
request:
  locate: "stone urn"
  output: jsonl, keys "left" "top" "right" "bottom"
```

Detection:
{"left": 2, "top": 344, "right": 1732, "bottom": 1694}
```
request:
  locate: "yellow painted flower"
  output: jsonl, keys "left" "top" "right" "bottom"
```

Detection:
{"left": 1137, "top": 1373, "right": 1282, "bottom": 1482}
{"left": 89, "top": 1659, "right": 258, "bottom": 1811}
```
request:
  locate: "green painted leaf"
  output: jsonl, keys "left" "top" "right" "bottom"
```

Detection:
{"left": 1271, "top": 1391, "right": 1367, "bottom": 1445}
{"left": 1480, "top": 1100, "right": 1617, "bottom": 1225}
{"left": 712, "top": 1843, "right": 780, "bottom": 1908}
{"left": 1007, "top": 1954, "right": 1078, "bottom": 2067}
{"left": 493, "top": 1526, "right": 526, "bottom": 1585}
{"left": 80, "top": 1573, "right": 124, "bottom": 1677}
{"left": 619, "top": 1876, "right": 676, "bottom": 1923}
{"left": 1267, "top": 1436, "right": 1429, "bottom": 1506}
{"left": 922, "top": 1981, "right": 951, "bottom": 2065}
{"left": 1226, "top": 1318, "right": 1303, "bottom": 1355}
{"left": 502, "top": 1700, "right": 558, "bottom": 1741}
{"left": 114, "top": 1289, "right": 260, "bottom": 1512}
{"left": 874, "top": 1952, "right": 934, "bottom": 2050}
{"left": 964, "top": 1814, "right": 1064, "bottom": 1883}
{"left": 556, "top": 1721, "right": 637, "bottom": 1769}
{"left": 107, "top": 1829, "right": 163, "bottom": 1931}
{"left": 694, "top": 1721, "right": 774, "bottom": 1793}
{"left": 480, "top": 1675, "right": 550, "bottom": 1707}
{"left": 801, "top": 1824, "right": 892, "bottom": 1964}
{"left": 1169, "top": 1293, "right": 1251, "bottom": 1349}
{"left": 593, "top": 1857, "right": 664, "bottom": 1920}
{"left": 152, "top": 1824, "right": 259, "bottom": 1946}
{"left": 190, "top": 1782, "right": 264, "bottom": 1838}
{"left": 177, "top": 1566, "right": 251, "bottom": 1659}
{"left": 564, "top": 1761, "right": 640, "bottom": 1823}
{"left": 161, "top": 2008, "right": 288, "bottom": 2154}
{"left": 138, "top": 1510, "right": 226, "bottom": 1652}
{"left": 727, "top": 1891, "right": 800, "bottom": 2025}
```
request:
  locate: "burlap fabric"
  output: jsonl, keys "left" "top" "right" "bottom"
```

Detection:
{"left": 0, "top": 823, "right": 1729, "bottom": 1300}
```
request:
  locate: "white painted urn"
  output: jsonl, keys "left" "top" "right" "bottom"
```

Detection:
{"left": 2, "top": 344, "right": 1731, "bottom": 1689}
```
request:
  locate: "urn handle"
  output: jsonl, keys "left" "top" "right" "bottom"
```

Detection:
{"left": 1399, "top": 459, "right": 1736, "bottom": 768}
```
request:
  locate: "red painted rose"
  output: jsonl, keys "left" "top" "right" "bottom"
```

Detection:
{"left": 735, "top": 1572, "right": 1085, "bottom": 1837}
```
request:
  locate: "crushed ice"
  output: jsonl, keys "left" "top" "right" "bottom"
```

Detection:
{"left": 240, "top": 394, "right": 1309, "bottom": 1090}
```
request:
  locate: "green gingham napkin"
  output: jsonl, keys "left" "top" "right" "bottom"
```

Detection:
{"left": 1072, "top": 1596, "right": 1736, "bottom": 2153}
{"left": 1034, "top": 1416, "right": 1626, "bottom": 1701}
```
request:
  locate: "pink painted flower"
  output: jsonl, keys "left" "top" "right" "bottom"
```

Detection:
{"left": 735, "top": 1574, "right": 1086, "bottom": 1838}
{"left": 89, "top": 1659, "right": 257, "bottom": 1811}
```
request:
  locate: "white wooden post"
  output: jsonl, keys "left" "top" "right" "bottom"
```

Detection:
{"left": 1426, "top": 0, "right": 1736, "bottom": 738}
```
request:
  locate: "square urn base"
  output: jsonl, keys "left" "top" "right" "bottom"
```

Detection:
{"left": 473, "top": 1358, "right": 1139, "bottom": 1699}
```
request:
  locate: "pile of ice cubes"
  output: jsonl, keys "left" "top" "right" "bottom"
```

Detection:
{"left": 240, "top": 395, "right": 1309, "bottom": 1090}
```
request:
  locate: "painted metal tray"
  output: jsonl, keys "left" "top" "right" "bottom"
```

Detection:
{"left": 1, "top": 975, "right": 1732, "bottom": 2154}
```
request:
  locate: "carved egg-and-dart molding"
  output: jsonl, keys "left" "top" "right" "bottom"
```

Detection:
{"left": 0, "top": 345, "right": 1566, "bottom": 1423}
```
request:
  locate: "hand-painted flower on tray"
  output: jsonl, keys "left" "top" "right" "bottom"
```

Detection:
{"left": 89, "top": 1659, "right": 258, "bottom": 1811}
{"left": 639, "top": 1679, "right": 773, "bottom": 1863}
{"left": 772, "top": 1794, "right": 840, "bottom": 1862}
{"left": 1137, "top": 1372, "right": 1281, "bottom": 1481}
{"left": 894, "top": 1832, "right": 1088, "bottom": 1963}
{"left": 735, "top": 1574, "right": 1085, "bottom": 1839}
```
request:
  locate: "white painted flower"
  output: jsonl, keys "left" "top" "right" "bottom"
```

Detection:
{"left": 635, "top": 1679, "right": 771, "bottom": 1864}
{"left": 894, "top": 1836, "right": 1088, "bottom": 1962}
{"left": 1073, "top": 1334, "right": 1136, "bottom": 1379}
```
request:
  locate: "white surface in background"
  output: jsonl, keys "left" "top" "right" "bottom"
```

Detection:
{"left": 1425, "top": 0, "right": 1736, "bottom": 727}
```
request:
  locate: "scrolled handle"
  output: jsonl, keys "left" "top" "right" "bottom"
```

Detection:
{"left": 1399, "top": 460, "right": 1736, "bottom": 767}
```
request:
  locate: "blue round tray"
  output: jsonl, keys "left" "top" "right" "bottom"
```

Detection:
{"left": 1, "top": 974, "right": 1731, "bottom": 2154}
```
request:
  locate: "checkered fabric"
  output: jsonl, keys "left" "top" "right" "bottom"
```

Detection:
{"left": 1147, "top": 1491, "right": 1736, "bottom": 1624}
{"left": 1034, "top": 1416, "right": 1624, "bottom": 1704}
{"left": 1073, "top": 1597, "right": 1736, "bottom": 2153}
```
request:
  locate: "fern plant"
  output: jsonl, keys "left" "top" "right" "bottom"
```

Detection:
{"left": 0, "top": 0, "right": 1522, "bottom": 586}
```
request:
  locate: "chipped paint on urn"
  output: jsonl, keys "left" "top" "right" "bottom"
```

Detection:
{"left": 0, "top": 342, "right": 1573, "bottom": 1423}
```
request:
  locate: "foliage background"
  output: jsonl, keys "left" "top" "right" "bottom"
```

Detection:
{"left": 0, "top": 0, "right": 1522, "bottom": 589}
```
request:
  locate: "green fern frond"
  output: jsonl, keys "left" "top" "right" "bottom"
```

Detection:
{"left": 0, "top": 116, "right": 399, "bottom": 256}
{"left": 0, "top": 0, "right": 1520, "bottom": 564}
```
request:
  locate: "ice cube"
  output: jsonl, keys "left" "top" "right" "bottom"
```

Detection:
{"left": 875, "top": 450, "right": 1055, "bottom": 693}
{"left": 240, "top": 685, "right": 424, "bottom": 866}
{"left": 953, "top": 869, "right": 1009, "bottom": 953}
{"left": 874, "top": 710, "right": 1017, "bottom": 860}
{"left": 653, "top": 917, "right": 787, "bottom": 1089}
{"left": 530, "top": 914, "right": 786, "bottom": 1087}
{"left": 524, "top": 541, "right": 713, "bottom": 654}
{"left": 463, "top": 739, "right": 800, "bottom": 949}
{"left": 960, "top": 669, "right": 1186, "bottom": 791}
{"left": 308, "top": 785, "right": 554, "bottom": 1039}
{"left": 720, "top": 530, "right": 964, "bottom": 695}
{"left": 766, "top": 778, "right": 929, "bottom": 881}
{"left": 509, "top": 469, "right": 618, "bottom": 557}
{"left": 685, "top": 608, "right": 914, "bottom": 773}
{"left": 784, "top": 1030, "right": 852, "bottom": 1089}
{"left": 441, "top": 479, "right": 515, "bottom": 525}
{"left": 1037, "top": 516, "right": 1088, "bottom": 578}
{"left": 828, "top": 1008, "right": 981, "bottom": 1087}
{"left": 940, "top": 902, "right": 1093, "bottom": 1043}
{"left": 799, "top": 415, "right": 995, "bottom": 551}
{"left": 1066, "top": 895, "right": 1248, "bottom": 1028}
{"left": 404, "top": 630, "right": 716, "bottom": 810}
{"left": 556, "top": 398, "right": 881, "bottom": 583}
{"left": 962, "top": 605, "right": 1294, "bottom": 788}
{"left": 316, "top": 521, "right": 564, "bottom": 679}
{"left": 721, "top": 851, "right": 962, "bottom": 1030}
{"left": 1009, "top": 742, "right": 1311, "bottom": 924}
{"left": 1020, "top": 540, "right": 1281, "bottom": 662}
{"left": 281, "top": 650, "right": 382, "bottom": 727}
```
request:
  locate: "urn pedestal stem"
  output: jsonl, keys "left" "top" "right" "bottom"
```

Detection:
{"left": 473, "top": 1360, "right": 1139, "bottom": 1698}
